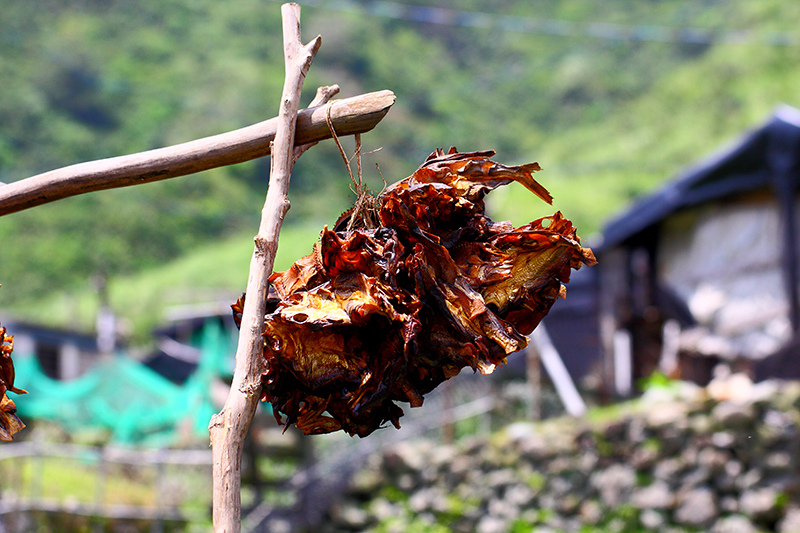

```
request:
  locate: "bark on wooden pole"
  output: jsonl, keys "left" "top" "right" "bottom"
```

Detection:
{"left": 0, "top": 89, "right": 394, "bottom": 216}
{"left": 208, "top": 4, "right": 320, "bottom": 532}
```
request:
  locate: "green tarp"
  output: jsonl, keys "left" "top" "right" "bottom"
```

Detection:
{"left": 12, "top": 321, "right": 239, "bottom": 446}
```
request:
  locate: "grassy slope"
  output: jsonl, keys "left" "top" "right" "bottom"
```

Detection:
{"left": 491, "top": 30, "right": 800, "bottom": 238}
{"left": 4, "top": 0, "right": 800, "bottom": 340}
{"left": 20, "top": 223, "right": 324, "bottom": 343}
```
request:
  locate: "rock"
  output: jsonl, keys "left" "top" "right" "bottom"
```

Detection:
{"left": 605, "top": 518, "right": 626, "bottom": 533}
{"left": 504, "top": 483, "right": 536, "bottom": 508}
{"left": 674, "top": 486, "right": 718, "bottom": 528}
{"left": 484, "top": 468, "right": 517, "bottom": 490}
{"left": 707, "top": 372, "right": 754, "bottom": 403}
{"left": 757, "top": 410, "right": 794, "bottom": 448}
{"left": 447, "top": 454, "right": 473, "bottom": 486}
{"left": 408, "top": 487, "right": 449, "bottom": 514}
{"left": 690, "top": 413, "right": 715, "bottom": 434}
{"left": 603, "top": 419, "right": 630, "bottom": 443}
{"left": 487, "top": 496, "right": 518, "bottom": 521}
{"left": 739, "top": 487, "right": 782, "bottom": 524}
{"left": 515, "top": 433, "right": 556, "bottom": 463}
{"left": 640, "top": 509, "right": 667, "bottom": 530}
{"left": 396, "top": 473, "right": 416, "bottom": 491}
{"left": 556, "top": 494, "right": 581, "bottom": 515}
{"left": 547, "top": 476, "right": 573, "bottom": 497}
{"left": 657, "top": 423, "right": 689, "bottom": 457}
{"left": 578, "top": 450, "right": 600, "bottom": 472}
{"left": 680, "top": 445, "right": 700, "bottom": 468}
{"left": 698, "top": 446, "right": 731, "bottom": 474}
{"left": 676, "top": 380, "right": 704, "bottom": 403}
{"left": 349, "top": 467, "right": 383, "bottom": 495}
{"left": 630, "top": 445, "right": 659, "bottom": 470}
{"left": 653, "top": 458, "right": 684, "bottom": 483}
{"left": 719, "top": 496, "right": 739, "bottom": 514}
{"left": 646, "top": 402, "right": 688, "bottom": 429}
{"left": 764, "top": 451, "right": 792, "bottom": 473}
{"left": 712, "top": 431, "right": 737, "bottom": 449}
{"left": 329, "top": 502, "right": 370, "bottom": 529}
{"left": 631, "top": 480, "right": 675, "bottom": 510}
{"left": 750, "top": 379, "right": 781, "bottom": 405}
{"left": 476, "top": 515, "right": 508, "bottom": 533}
{"left": 777, "top": 506, "right": 800, "bottom": 533}
{"left": 712, "top": 400, "right": 757, "bottom": 430}
{"left": 545, "top": 456, "right": 574, "bottom": 476}
{"left": 626, "top": 417, "right": 647, "bottom": 444}
{"left": 383, "top": 442, "right": 425, "bottom": 474}
{"left": 548, "top": 517, "right": 581, "bottom": 532}
{"left": 369, "top": 498, "right": 403, "bottom": 522}
{"left": 538, "top": 492, "right": 559, "bottom": 511}
{"left": 735, "top": 468, "right": 763, "bottom": 492}
{"left": 263, "top": 518, "right": 292, "bottom": 533}
{"left": 711, "top": 514, "right": 760, "bottom": 533}
{"left": 590, "top": 464, "right": 636, "bottom": 507}
{"left": 504, "top": 421, "right": 537, "bottom": 442}
{"left": 714, "top": 460, "right": 744, "bottom": 492}
{"left": 430, "top": 444, "right": 456, "bottom": 468}
{"left": 682, "top": 466, "right": 713, "bottom": 488}
{"left": 578, "top": 499, "right": 603, "bottom": 525}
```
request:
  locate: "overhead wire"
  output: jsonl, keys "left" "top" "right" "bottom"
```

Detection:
{"left": 298, "top": 0, "right": 799, "bottom": 47}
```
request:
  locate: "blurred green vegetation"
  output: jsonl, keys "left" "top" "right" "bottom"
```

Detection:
{"left": 1, "top": 0, "right": 799, "bottom": 341}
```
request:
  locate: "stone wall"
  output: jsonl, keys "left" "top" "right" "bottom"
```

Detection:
{"left": 313, "top": 377, "right": 800, "bottom": 532}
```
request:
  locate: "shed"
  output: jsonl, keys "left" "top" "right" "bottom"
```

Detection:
{"left": 592, "top": 105, "right": 800, "bottom": 390}
{"left": 143, "top": 302, "right": 237, "bottom": 384}
{"left": 0, "top": 318, "right": 101, "bottom": 380}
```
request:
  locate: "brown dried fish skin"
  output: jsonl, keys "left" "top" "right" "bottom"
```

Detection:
{"left": 244, "top": 149, "right": 595, "bottom": 437}
{"left": 0, "top": 324, "right": 26, "bottom": 441}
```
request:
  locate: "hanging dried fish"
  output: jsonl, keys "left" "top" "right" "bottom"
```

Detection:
{"left": 0, "top": 323, "right": 26, "bottom": 441}
{"left": 233, "top": 148, "right": 595, "bottom": 437}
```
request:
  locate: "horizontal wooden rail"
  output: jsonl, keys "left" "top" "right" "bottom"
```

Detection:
{"left": 0, "top": 441, "right": 213, "bottom": 465}
{"left": 0, "top": 498, "right": 204, "bottom": 521}
{"left": 0, "top": 89, "right": 395, "bottom": 216}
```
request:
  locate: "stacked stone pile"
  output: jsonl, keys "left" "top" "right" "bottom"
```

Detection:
{"left": 314, "top": 376, "right": 800, "bottom": 532}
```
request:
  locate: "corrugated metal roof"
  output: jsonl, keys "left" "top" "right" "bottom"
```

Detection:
{"left": 600, "top": 105, "right": 800, "bottom": 251}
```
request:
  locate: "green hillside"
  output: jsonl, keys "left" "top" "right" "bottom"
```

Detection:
{"left": 1, "top": 0, "right": 799, "bottom": 340}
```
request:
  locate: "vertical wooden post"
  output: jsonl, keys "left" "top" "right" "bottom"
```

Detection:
{"left": 525, "top": 340, "right": 541, "bottom": 420}
{"left": 208, "top": 5, "right": 320, "bottom": 532}
{"left": 151, "top": 449, "right": 167, "bottom": 533}
{"left": 93, "top": 446, "right": 107, "bottom": 533}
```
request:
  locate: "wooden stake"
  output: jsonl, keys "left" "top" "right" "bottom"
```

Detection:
{"left": 208, "top": 4, "right": 320, "bottom": 531}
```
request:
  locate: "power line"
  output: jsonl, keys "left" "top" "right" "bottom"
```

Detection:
{"left": 301, "top": 0, "right": 799, "bottom": 47}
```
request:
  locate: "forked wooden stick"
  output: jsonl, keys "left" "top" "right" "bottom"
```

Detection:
{"left": 208, "top": 4, "right": 321, "bottom": 531}
{"left": 0, "top": 89, "right": 394, "bottom": 216}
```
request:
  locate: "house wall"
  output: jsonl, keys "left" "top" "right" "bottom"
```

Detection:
{"left": 656, "top": 196, "right": 792, "bottom": 360}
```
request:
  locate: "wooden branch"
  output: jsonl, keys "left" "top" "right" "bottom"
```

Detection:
{"left": 0, "top": 88, "right": 394, "bottom": 216}
{"left": 293, "top": 84, "right": 341, "bottom": 161}
{"left": 209, "top": 4, "right": 320, "bottom": 532}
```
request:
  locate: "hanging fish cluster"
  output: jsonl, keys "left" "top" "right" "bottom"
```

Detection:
{"left": 0, "top": 323, "right": 25, "bottom": 441}
{"left": 233, "top": 148, "right": 595, "bottom": 437}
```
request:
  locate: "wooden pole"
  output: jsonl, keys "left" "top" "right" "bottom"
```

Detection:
{"left": 208, "top": 4, "right": 319, "bottom": 532}
{"left": 0, "top": 89, "right": 394, "bottom": 216}
{"left": 530, "top": 325, "right": 588, "bottom": 417}
{"left": 525, "top": 338, "right": 542, "bottom": 420}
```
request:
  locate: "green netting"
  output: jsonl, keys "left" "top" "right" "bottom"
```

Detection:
{"left": 11, "top": 321, "right": 250, "bottom": 446}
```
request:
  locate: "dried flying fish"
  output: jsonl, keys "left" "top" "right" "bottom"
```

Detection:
{"left": 234, "top": 148, "right": 595, "bottom": 437}
{"left": 0, "top": 323, "right": 26, "bottom": 441}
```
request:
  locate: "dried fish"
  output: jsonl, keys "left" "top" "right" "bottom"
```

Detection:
{"left": 235, "top": 148, "right": 595, "bottom": 437}
{"left": 0, "top": 324, "right": 26, "bottom": 441}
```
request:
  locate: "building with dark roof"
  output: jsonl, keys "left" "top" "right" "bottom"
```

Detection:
{"left": 545, "top": 105, "right": 800, "bottom": 393}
